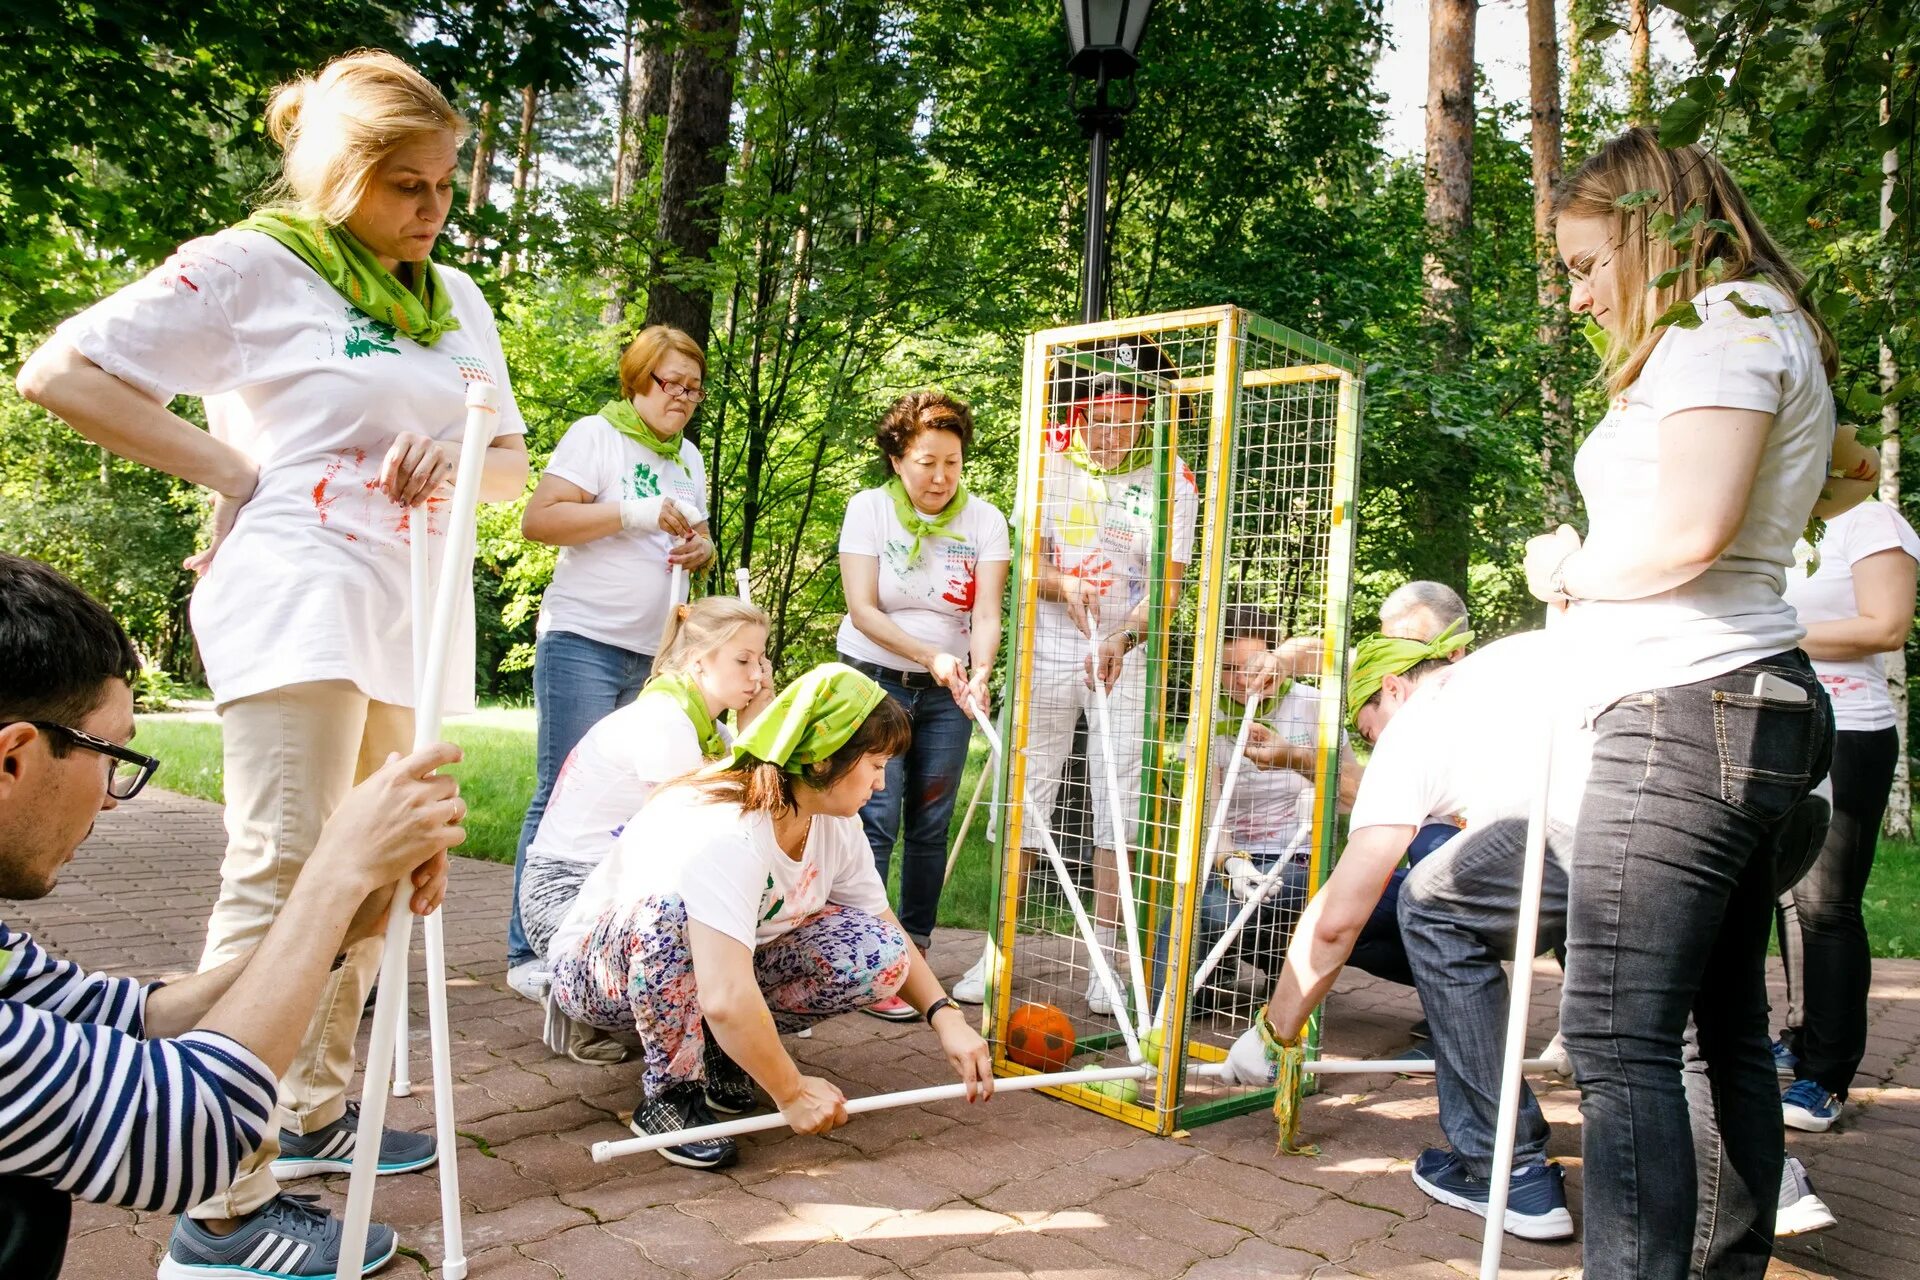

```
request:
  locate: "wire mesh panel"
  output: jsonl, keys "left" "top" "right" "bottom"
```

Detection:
{"left": 986, "top": 307, "right": 1362, "bottom": 1134}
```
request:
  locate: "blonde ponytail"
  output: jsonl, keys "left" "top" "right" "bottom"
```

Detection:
{"left": 655, "top": 597, "right": 769, "bottom": 677}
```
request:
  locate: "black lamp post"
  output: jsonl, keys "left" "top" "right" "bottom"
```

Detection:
{"left": 1062, "top": 0, "right": 1155, "bottom": 323}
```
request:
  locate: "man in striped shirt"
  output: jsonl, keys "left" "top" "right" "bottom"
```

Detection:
{"left": 0, "top": 555, "right": 467, "bottom": 1278}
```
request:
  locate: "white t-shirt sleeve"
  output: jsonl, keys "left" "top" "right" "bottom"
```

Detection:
{"left": 450, "top": 270, "right": 527, "bottom": 440}
{"left": 823, "top": 817, "right": 896, "bottom": 918}
{"left": 1838, "top": 501, "right": 1920, "bottom": 570}
{"left": 624, "top": 699, "right": 711, "bottom": 784}
{"left": 1345, "top": 707, "right": 1440, "bottom": 833}
{"left": 1169, "top": 461, "right": 1200, "bottom": 564}
{"left": 56, "top": 234, "right": 253, "bottom": 404}
{"left": 677, "top": 817, "right": 772, "bottom": 950}
{"left": 979, "top": 500, "right": 1012, "bottom": 562}
{"left": 678, "top": 441, "right": 711, "bottom": 522}
{"left": 544, "top": 417, "right": 616, "bottom": 494}
{"left": 1645, "top": 285, "right": 1796, "bottom": 421}
{"left": 838, "top": 488, "right": 886, "bottom": 557}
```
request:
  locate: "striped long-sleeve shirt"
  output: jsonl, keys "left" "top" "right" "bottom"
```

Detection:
{"left": 0, "top": 922, "right": 278, "bottom": 1213}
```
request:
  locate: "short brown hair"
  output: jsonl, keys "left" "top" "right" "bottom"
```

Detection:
{"left": 0, "top": 555, "right": 140, "bottom": 748}
{"left": 676, "top": 695, "right": 912, "bottom": 815}
{"left": 618, "top": 325, "right": 707, "bottom": 400}
{"left": 875, "top": 390, "right": 974, "bottom": 464}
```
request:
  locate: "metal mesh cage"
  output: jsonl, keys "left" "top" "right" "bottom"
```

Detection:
{"left": 984, "top": 306, "right": 1363, "bottom": 1133}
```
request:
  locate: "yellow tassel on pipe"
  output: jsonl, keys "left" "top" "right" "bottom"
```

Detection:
{"left": 1257, "top": 1009, "right": 1320, "bottom": 1157}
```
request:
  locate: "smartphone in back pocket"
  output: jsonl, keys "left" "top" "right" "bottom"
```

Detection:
{"left": 1753, "top": 672, "right": 1810, "bottom": 703}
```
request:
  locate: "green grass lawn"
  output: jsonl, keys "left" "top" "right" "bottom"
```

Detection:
{"left": 132, "top": 710, "right": 1006, "bottom": 933}
{"left": 129, "top": 710, "right": 1920, "bottom": 952}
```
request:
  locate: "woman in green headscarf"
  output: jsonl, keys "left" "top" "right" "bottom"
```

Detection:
{"left": 17, "top": 50, "right": 529, "bottom": 1267}
{"left": 547, "top": 664, "right": 996, "bottom": 1171}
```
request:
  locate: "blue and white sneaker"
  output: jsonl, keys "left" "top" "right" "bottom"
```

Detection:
{"left": 1782, "top": 1079, "right": 1843, "bottom": 1133}
{"left": 1772, "top": 1038, "right": 1799, "bottom": 1075}
{"left": 158, "top": 1193, "right": 396, "bottom": 1278}
{"left": 271, "top": 1102, "right": 437, "bottom": 1178}
{"left": 1410, "top": 1148, "right": 1575, "bottom": 1241}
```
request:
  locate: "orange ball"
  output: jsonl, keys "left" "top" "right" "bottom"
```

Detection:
{"left": 1006, "top": 1002, "right": 1076, "bottom": 1071}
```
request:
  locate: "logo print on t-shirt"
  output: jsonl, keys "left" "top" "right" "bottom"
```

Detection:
{"left": 344, "top": 308, "right": 401, "bottom": 359}
{"left": 760, "top": 873, "right": 785, "bottom": 923}
{"left": 628, "top": 462, "right": 661, "bottom": 500}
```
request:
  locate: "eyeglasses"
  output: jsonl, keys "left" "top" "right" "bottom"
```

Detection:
{"left": 652, "top": 373, "right": 707, "bottom": 404}
{"left": 32, "top": 721, "right": 160, "bottom": 800}
{"left": 1565, "top": 247, "right": 1612, "bottom": 283}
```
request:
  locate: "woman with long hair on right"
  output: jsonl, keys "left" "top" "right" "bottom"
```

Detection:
{"left": 1518, "top": 129, "right": 1868, "bottom": 1276}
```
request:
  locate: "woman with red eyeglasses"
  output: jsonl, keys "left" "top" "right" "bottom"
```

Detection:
{"left": 507, "top": 324, "right": 718, "bottom": 997}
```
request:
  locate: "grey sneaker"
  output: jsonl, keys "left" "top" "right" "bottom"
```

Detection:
{"left": 159, "top": 1193, "right": 396, "bottom": 1278}
{"left": 271, "top": 1102, "right": 436, "bottom": 1178}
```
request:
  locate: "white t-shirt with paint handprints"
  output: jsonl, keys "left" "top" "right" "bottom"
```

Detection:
{"left": 57, "top": 228, "right": 526, "bottom": 710}
{"left": 834, "top": 486, "right": 1010, "bottom": 673}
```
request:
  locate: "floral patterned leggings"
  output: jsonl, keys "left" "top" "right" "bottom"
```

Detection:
{"left": 550, "top": 896, "right": 911, "bottom": 1101}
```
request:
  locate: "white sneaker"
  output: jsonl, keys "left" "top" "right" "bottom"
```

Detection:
{"left": 953, "top": 951, "right": 989, "bottom": 1005}
{"left": 1086, "top": 970, "right": 1114, "bottom": 1016}
{"left": 1537, "top": 1030, "right": 1571, "bottom": 1076}
{"left": 507, "top": 959, "right": 550, "bottom": 1002}
{"left": 1776, "top": 1156, "right": 1837, "bottom": 1236}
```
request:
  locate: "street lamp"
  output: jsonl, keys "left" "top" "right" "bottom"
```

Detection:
{"left": 1062, "top": 0, "right": 1155, "bottom": 323}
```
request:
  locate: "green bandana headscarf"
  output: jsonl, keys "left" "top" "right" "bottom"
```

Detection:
{"left": 727, "top": 663, "right": 886, "bottom": 774}
{"left": 1345, "top": 619, "right": 1474, "bottom": 723}
{"left": 236, "top": 210, "right": 460, "bottom": 347}
{"left": 642, "top": 670, "right": 727, "bottom": 760}
{"left": 600, "top": 398, "right": 686, "bottom": 463}
{"left": 885, "top": 477, "right": 969, "bottom": 566}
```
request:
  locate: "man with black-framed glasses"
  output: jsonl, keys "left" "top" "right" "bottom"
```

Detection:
{"left": 0, "top": 554, "right": 467, "bottom": 1278}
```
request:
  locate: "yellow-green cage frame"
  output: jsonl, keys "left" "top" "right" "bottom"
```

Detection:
{"left": 983, "top": 305, "right": 1364, "bottom": 1135}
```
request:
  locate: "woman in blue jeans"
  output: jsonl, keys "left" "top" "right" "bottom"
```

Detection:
{"left": 836, "top": 390, "right": 1009, "bottom": 1017}
{"left": 507, "top": 325, "right": 718, "bottom": 994}
{"left": 1524, "top": 129, "right": 1864, "bottom": 1277}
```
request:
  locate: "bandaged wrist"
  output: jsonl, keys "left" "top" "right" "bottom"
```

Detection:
{"left": 620, "top": 496, "right": 665, "bottom": 532}
{"left": 1255, "top": 1006, "right": 1301, "bottom": 1055}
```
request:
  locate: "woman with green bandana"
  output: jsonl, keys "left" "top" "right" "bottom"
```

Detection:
{"left": 18, "top": 51, "right": 529, "bottom": 1274}
{"left": 519, "top": 597, "right": 774, "bottom": 1063}
{"left": 548, "top": 664, "right": 995, "bottom": 1170}
{"left": 510, "top": 323, "right": 718, "bottom": 999}
{"left": 837, "top": 391, "right": 1009, "bottom": 1015}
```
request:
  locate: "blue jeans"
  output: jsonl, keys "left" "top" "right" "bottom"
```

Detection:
{"left": 1399, "top": 817, "right": 1576, "bottom": 1176}
{"left": 1562, "top": 653, "right": 1832, "bottom": 1280}
{"left": 508, "top": 629, "right": 652, "bottom": 967}
{"left": 846, "top": 661, "right": 972, "bottom": 947}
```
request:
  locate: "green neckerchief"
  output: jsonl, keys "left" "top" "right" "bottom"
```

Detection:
{"left": 1580, "top": 315, "right": 1611, "bottom": 359}
{"left": 1063, "top": 427, "right": 1153, "bottom": 494}
{"left": 728, "top": 663, "right": 885, "bottom": 774}
{"left": 236, "top": 210, "right": 459, "bottom": 347}
{"left": 642, "top": 670, "right": 726, "bottom": 760}
{"left": 600, "top": 398, "right": 686, "bottom": 463}
{"left": 1345, "top": 618, "right": 1474, "bottom": 722}
{"left": 1216, "top": 681, "right": 1292, "bottom": 740}
{"left": 885, "top": 477, "right": 970, "bottom": 566}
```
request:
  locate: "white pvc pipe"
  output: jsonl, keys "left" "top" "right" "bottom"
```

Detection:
{"left": 338, "top": 381, "right": 497, "bottom": 1280}
{"left": 591, "top": 1064, "right": 1153, "bottom": 1163}
{"left": 735, "top": 566, "right": 752, "bottom": 602}
{"left": 1479, "top": 709, "right": 1556, "bottom": 1279}
{"left": 1166, "top": 808, "right": 1316, "bottom": 1031}
{"left": 968, "top": 703, "right": 1140, "bottom": 1064}
{"left": 391, "top": 531, "right": 431, "bottom": 1101}
{"left": 1084, "top": 631, "right": 1152, "bottom": 1031}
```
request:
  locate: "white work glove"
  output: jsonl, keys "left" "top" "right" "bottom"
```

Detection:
{"left": 620, "top": 496, "right": 666, "bottom": 533}
{"left": 1222, "top": 855, "right": 1263, "bottom": 903}
{"left": 1219, "top": 1023, "right": 1279, "bottom": 1087}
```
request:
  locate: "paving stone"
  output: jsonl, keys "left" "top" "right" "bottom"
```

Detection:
{"left": 725, "top": 1240, "right": 905, "bottom": 1279}
{"left": 1181, "top": 1236, "right": 1328, "bottom": 1279}
{"left": 450, "top": 1244, "right": 562, "bottom": 1278}
{"left": 967, "top": 1221, "right": 1146, "bottom": 1278}
{"left": 519, "top": 1224, "right": 670, "bottom": 1276}
{"left": 598, "top": 1206, "right": 765, "bottom": 1276}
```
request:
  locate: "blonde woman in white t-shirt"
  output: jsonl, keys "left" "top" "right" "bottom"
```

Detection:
{"left": 1519, "top": 128, "right": 1857, "bottom": 1277}
{"left": 508, "top": 325, "right": 718, "bottom": 994}
{"left": 17, "top": 52, "right": 529, "bottom": 1273}
{"left": 520, "top": 596, "right": 773, "bottom": 1062}
{"left": 836, "top": 391, "right": 1009, "bottom": 1017}
{"left": 1775, "top": 501, "right": 1919, "bottom": 1132}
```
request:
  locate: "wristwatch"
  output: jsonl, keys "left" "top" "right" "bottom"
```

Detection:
{"left": 924, "top": 996, "right": 959, "bottom": 1026}
{"left": 1121, "top": 626, "right": 1143, "bottom": 651}
{"left": 1548, "top": 552, "right": 1578, "bottom": 603}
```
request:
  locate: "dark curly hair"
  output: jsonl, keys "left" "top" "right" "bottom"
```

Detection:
{"left": 875, "top": 390, "right": 974, "bottom": 466}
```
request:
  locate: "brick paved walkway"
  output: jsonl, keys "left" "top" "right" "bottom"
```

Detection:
{"left": 20, "top": 790, "right": 1920, "bottom": 1278}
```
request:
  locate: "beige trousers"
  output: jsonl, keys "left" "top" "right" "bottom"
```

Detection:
{"left": 188, "top": 680, "right": 412, "bottom": 1220}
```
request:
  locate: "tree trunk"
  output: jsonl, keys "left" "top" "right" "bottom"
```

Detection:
{"left": 610, "top": 17, "right": 635, "bottom": 208}
{"left": 1627, "top": 0, "right": 1652, "bottom": 127}
{"left": 1881, "top": 90, "right": 1910, "bottom": 838}
{"left": 1565, "top": 0, "right": 1596, "bottom": 159}
{"left": 464, "top": 97, "right": 497, "bottom": 262}
{"left": 604, "top": 27, "right": 675, "bottom": 327}
{"left": 1530, "top": 0, "right": 1577, "bottom": 525}
{"left": 504, "top": 83, "right": 539, "bottom": 277}
{"left": 1415, "top": 0, "right": 1477, "bottom": 589}
{"left": 645, "top": 0, "right": 743, "bottom": 349}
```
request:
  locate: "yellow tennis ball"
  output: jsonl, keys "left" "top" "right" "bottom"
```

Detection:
{"left": 1083, "top": 1075, "right": 1141, "bottom": 1104}
{"left": 1142, "top": 1027, "right": 1166, "bottom": 1067}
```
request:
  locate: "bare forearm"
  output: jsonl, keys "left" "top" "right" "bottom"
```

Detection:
{"left": 141, "top": 952, "right": 256, "bottom": 1040}
{"left": 475, "top": 442, "right": 530, "bottom": 503}
{"left": 1262, "top": 894, "right": 1360, "bottom": 1041}
{"left": 1800, "top": 615, "right": 1910, "bottom": 662}
{"left": 18, "top": 345, "right": 254, "bottom": 495}
{"left": 849, "top": 603, "right": 941, "bottom": 669}
{"left": 522, "top": 498, "right": 624, "bottom": 546}
{"left": 969, "top": 617, "right": 1001, "bottom": 676}
{"left": 706, "top": 996, "right": 804, "bottom": 1103}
